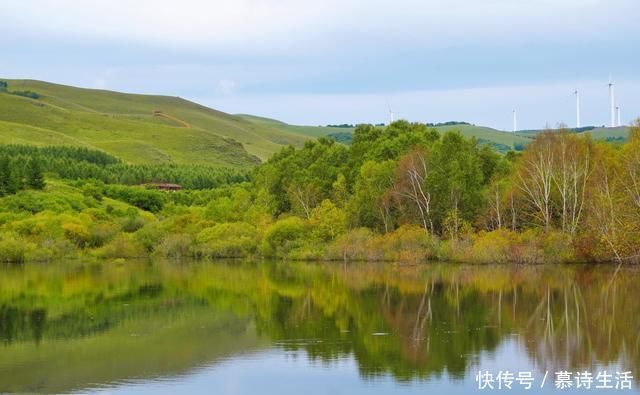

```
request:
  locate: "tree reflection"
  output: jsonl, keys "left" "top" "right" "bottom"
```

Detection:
{"left": 0, "top": 261, "right": 637, "bottom": 385}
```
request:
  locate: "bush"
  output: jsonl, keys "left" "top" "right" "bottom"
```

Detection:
{"left": 380, "top": 225, "right": 436, "bottom": 263}
{"left": 469, "top": 229, "right": 513, "bottom": 264}
{"left": 156, "top": 233, "right": 193, "bottom": 259}
{"left": 95, "top": 234, "right": 146, "bottom": 259}
{"left": 105, "top": 186, "right": 166, "bottom": 212}
{"left": 0, "top": 234, "right": 34, "bottom": 263}
{"left": 87, "top": 223, "right": 119, "bottom": 247}
{"left": 540, "top": 231, "right": 574, "bottom": 263}
{"left": 62, "top": 222, "right": 91, "bottom": 247}
{"left": 134, "top": 222, "right": 167, "bottom": 252}
{"left": 326, "top": 228, "right": 378, "bottom": 261}
{"left": 261, "top": 217, "right": 307, "bottom": 258}
{"left": 120, "top": 213, "right": 149, "bottom": 233}
{"left": 195, "top": 222, "right": 258, "bottom": 258}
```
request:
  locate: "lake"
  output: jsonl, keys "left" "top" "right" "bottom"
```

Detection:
{"left": 0, "top": 261, "right": 637, "bottom": 394}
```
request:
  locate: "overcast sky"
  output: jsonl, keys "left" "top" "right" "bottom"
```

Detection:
{"left": 2, "top": 0, "right": 639, "bottom": 130}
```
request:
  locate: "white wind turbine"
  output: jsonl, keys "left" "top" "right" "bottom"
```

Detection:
{"left": 608, "top": 76, "right": 616, "bottom": 127}
{"left": 386, "top": 99, "right": 395, "bottom": 125}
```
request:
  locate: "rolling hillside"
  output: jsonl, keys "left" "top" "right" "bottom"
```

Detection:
{"left": 0, "top": 79, "right": 311, "bottom": 167}
{"left": 237, "top": 115, "right": 534, "bottom": 153}
{"left": 2, "top": 79, "right": 628, "bottom": 167}
{"left": 236, "top": 114, "right": 355, "bottom": 138}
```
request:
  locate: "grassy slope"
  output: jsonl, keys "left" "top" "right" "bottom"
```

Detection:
{"left": 237, "top": 113, "right": 354, "bottom": 138}
{"left": 434, "top": 124, "right": 531, "bottom": 148}
{"left": 238, "top": 114, "right": 533, "bottom": 151}
{"left": 5, "top": 79, "right": 624, "bottom": 167}
{"left": 1, "top": 79, "right": 311, "bottom": 166}
{"left": 517, "top": 126, "right": 631, "bottom": 141}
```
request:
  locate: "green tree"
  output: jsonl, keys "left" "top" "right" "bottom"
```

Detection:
{"left": 349, "top": 160, "right": 396, "bottom": 232}
{"left": 309, "top": 199, "right": 347, "bottom": 241}
{"left": 25, "top": 158, "right": 45, "bottom": 190}
{"left": 427, "top": 132, "right": 486, "bottom": 231}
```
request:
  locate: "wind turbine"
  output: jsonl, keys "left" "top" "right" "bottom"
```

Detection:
{"left": 386, "top": 99, "right": 395, "bottom": 125}
{"left": 512, "top": 109, "right": 517, "bottom": 133}
{"left": 608, "top": 76, "right": 615, "bottom": 127}
{"left": 574, "top": 89, "right": 581, "bottom": 129}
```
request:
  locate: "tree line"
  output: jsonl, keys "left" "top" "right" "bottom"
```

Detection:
{"left": 0, "top": 145, "right": 250, "bottom": 191}
{"left": 256, "top": 120, "right": 640, "bottom": 262}
{"left": 0, "top": 121, "right": 638, "bottom": 264}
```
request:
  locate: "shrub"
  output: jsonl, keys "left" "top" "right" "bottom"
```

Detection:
{"left": 156, "top": 233, "right": 193, "bottom": 259}
{"left": 95, "top": 234, "right": 146, "bottom": 259}
{"left": 195, "top": 222, "right": 258, "bottom": 258}
{"left": 105, "top": 186, "right": 165, "bottom": 212}
{"left": 134, "top": 222, "right": 167, "bottom": 252}
{"left": 120, "top": 214, "right": 148, "bottom": 233}
{"left": 82, "top": 183, "right": 104, "bottom": 201}
{"left": 62, "top": 222, "right": 91, "bottom": 247}
{"left": 29, "top": 238, "right": 76, "bottom": 261}
{"left": 509, "top": 229, "right": 543, "bottom": 264}
{"left": 87, "top": 223, "right": 119, "bottom": 247}
{"left": 0, "top": 234, "right": 34, "bottom": 263}
{"left": 470, "top": 229, "right": 513, "bottom": 264}
{"left": 380, "top": 225, "right": 436, "bottom": 263}
{"left": 261, "top": 216, "right": 307, "bottom": 258}
{"left": 540, "top": 231, "right": 574, "bottom": 263}
{"left": 309, "top": 199, "right": 347, "bottom": 241}
{"left": 326, "top": 227, "right": 378, "bottom": 261}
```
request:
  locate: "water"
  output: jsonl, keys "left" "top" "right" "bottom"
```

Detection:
{"left": 0, "top": 261, "right": 638, "bottom": 394}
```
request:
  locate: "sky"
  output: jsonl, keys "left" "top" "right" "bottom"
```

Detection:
{"left": 2, "top": 0, "right": 639, "bottom": 130}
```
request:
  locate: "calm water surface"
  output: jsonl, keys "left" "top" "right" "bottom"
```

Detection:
{"left": 0, "top": 261, "right": 638, "bottom": 394}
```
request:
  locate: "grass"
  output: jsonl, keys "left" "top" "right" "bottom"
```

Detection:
{"left": 1, "top": 79, "right": 313, "bottom": 166}
{"left": 433, "top": 124, "right": 531, "bottom": 150}
{"left": 4, "top": 78, "right": 624, "bottom": 167}
{"left": 236, "top": 114, "right": 355, "bottom": 138}
{"left": 517, "top": 126, "right": 631, "bottom": 141}
{"left": 239, "top": 114, "right": 534, "bottom": 152}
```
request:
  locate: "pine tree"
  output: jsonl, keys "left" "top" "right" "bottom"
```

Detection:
{"left": 26, "top": 158, "right": 45, "bottom": 190}
{"left": 0, "top": 156, "right": 9, "bottom": 196}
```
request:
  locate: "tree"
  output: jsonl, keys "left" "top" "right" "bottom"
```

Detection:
{"left": 25, "top": 158, "right": 46, "bottom": 190}
{"left": 549, "top": 131, "right": 593, "bottom": 235}
{"left": 309, "top": 199, "right": 347, "bottom": 241}
{"left": 515, "top": 131, "right": 555, "bottom": 230}
{"left": 427, "top": 132, "right": 486, "bottom": 231}
{"left": 350, "top": 160, "right": 396, "bottom": 232}
{"left": 392, "top": 148, "right": 434, "bottom": 233}
{"left": 0, "top": 157, "right": 23, "bottom": 195}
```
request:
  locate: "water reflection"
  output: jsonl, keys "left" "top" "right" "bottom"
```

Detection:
{"left": 0, "top": 261, "right": 637, "bottom": 393}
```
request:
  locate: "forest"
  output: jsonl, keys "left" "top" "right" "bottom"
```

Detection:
{"left": 0, "top": 120, "right": 638, "bottom": 264}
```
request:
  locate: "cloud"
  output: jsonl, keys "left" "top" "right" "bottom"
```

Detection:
{"left": 3, "top": 0, "right": 636, "bottom": 54}
{"left": 2, "top": 0, "right": 639, "bottom": 128}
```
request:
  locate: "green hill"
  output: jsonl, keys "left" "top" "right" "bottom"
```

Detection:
{"left": 433, "top": 124, "right": 531, "bottom": 152}
{"left": 236, "top": 113, "right": 355, "bottom": 138}
{"left": 0, "top": 79, "right": 311, "bottom": 167}
{"left": 517, "top": 125, "right": 631, "bottom": 140}
{"left": 4, "top": 78, "right": 625, "bottom": 167}
{"left": 237, "top": 115, "right": 534, "bottom": 153}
